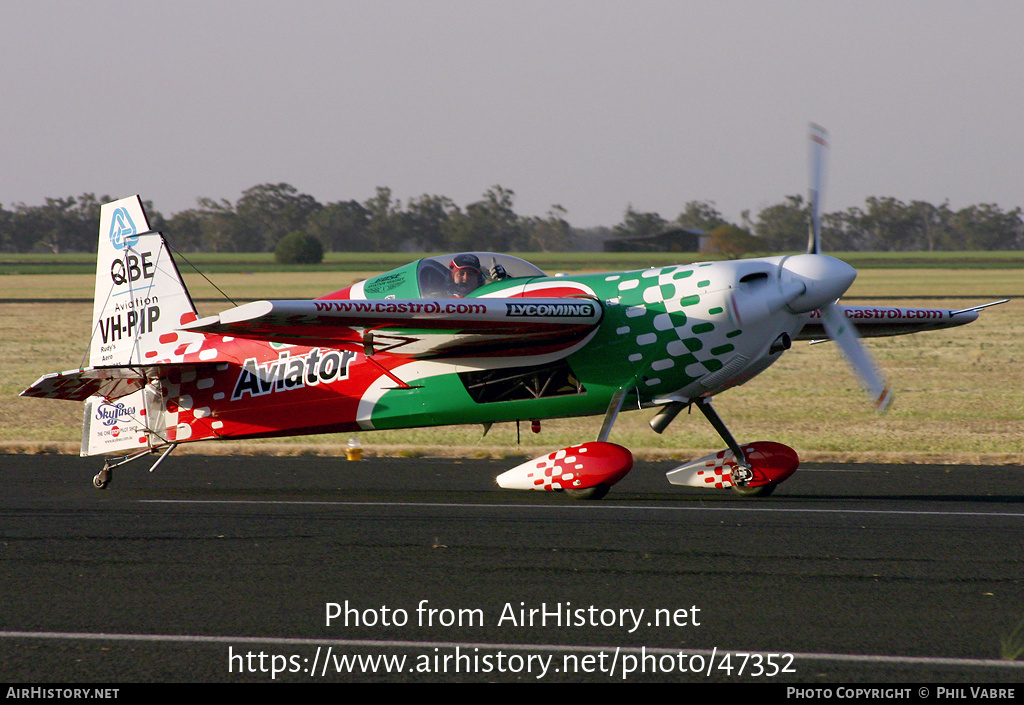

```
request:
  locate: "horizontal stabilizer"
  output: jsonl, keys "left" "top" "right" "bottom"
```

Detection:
{"left": 21, "top": 362, "right": 220, "bottom": 403}
{"left": 22, "top": 367, "right": 147, "bottom": 402}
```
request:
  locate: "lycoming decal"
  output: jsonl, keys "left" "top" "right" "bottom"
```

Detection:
{"left": 231, "top": 348, "right": 356, "bottom": 400}
{"left": 505, "top": 302, "right": 595, "bottom": 317}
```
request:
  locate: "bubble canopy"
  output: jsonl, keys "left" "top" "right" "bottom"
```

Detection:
{"left": 417, "top": 252, "right": 545, "bottom": 297}
{"left": 322, "top": 252, "right": 548, "bottom": 300}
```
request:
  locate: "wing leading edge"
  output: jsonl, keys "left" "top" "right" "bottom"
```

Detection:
{"left": 180, "top": 297, "right": 603, "bottom": 359}
{"left": 795, "top": 301, "right": 1007, "bottom": 340}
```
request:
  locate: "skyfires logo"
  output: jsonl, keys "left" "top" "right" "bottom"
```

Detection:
{"left": 231, "top": 348, "right": 356, "bottom": 400}
{"left": 95, "top": 401, "right": 137, "bottom": 427}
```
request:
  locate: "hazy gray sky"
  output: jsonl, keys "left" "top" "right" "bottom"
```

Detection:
{"left": 3, "top": 1, "right": 1022, "bottom": 227}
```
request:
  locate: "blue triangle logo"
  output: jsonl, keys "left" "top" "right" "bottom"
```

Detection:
{"left": 109, "top": 207, "right": 138, "bottom": 250}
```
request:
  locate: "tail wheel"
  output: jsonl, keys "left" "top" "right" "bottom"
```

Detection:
{"left": 565, "top": 484, "right": 610, "bottom": 500}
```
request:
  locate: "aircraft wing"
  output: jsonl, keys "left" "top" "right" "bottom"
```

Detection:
{"left": 180, "top": 298, "right": 603, "bottom": 359}
{"left": 795, "top": 301, "right": 1006, "bottom": 340}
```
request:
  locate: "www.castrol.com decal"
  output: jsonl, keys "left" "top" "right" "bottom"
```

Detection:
{"left": 805, "top": 306, "right": 948, "bottom": 320}
{"left": 231, "top": 348, "right": 356, "bottom": 400}
{"left": 311, "top": 300, "right": 487, "bottom": 315}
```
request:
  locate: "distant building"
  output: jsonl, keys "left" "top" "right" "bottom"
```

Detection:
{"left": 603, "top": 228, "right": 707, "bottom": 253}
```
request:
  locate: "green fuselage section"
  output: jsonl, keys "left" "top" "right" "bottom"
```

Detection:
{"left": 356, "top": 257, "right": 761, "bottom": 432}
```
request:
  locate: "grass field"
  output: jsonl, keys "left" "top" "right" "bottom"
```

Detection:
{"left": 3, "top": 259, "right": 1021, "bottom": 463}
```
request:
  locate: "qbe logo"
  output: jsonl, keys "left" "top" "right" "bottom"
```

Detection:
{"left": 109, "top": 206, "right": 139, "bottom": 250}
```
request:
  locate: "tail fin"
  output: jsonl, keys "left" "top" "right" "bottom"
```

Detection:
{"left": 22, "top": 196, "right": 202, "bottom": 456}
{"left": 90, "top": 195, "right": 199, "bottom": 367}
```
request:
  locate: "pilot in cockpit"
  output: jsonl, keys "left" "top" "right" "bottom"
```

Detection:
{"left": 448, "top": 253, "right": 508, "bottom": 297}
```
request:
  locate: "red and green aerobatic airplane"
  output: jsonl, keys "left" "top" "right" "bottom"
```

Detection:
{"left": 22, "top": 130, "right": 1004, "bottom": 497}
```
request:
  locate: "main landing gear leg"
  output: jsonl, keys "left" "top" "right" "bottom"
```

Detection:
{"left": 692, "top": 398, "right": 770, "bottom": 495}
{"left": 93, "top": 443, "right": 179, "bottom": 489}
{"left": 557, "top": 389, "right": 632, "bottom": 500}
{"left": 597, "top": 388, "right": 629, "bottom": 443}
{"left": 693, "top": 398, "right": 780, "bottom": 497}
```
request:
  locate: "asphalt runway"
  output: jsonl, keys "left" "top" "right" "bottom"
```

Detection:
{"left": 1, "top": 453, "right": 1022, "bottom": 684}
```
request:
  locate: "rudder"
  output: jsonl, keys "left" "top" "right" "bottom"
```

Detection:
{"left": 90, "top": 196, "right": 199, "bottom": 367}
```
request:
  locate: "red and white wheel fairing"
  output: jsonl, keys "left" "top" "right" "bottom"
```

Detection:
{"left": 496, "top": 442, "right": 633, "bottom": 492}
{"left": 666, "top": 441, "right": 799, "bottom": 489}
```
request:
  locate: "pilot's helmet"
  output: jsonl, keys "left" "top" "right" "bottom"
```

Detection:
{"left": 449, "top": 253, "right": 482, "bottom": 275}
{"left": 449, "top": 253, "right": 484, "bottom": 295}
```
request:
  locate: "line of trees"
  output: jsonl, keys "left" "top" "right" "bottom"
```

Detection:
{"left": 753, "top": 195, "right": 1024, "bottom": 252}
{"left": 2, "top": 183, "right": 1021, "bottom": 254}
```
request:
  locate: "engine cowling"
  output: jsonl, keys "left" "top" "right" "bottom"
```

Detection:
{"left": 666, "top": 441, "right": 799, "bottom": 489}
{"left": 496, "top": 442, "right": 633, "bottom": 492}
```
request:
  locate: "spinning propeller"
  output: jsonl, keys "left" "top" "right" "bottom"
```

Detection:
{"left": 804, "top": 124, "right": 892, "bottom": 411}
